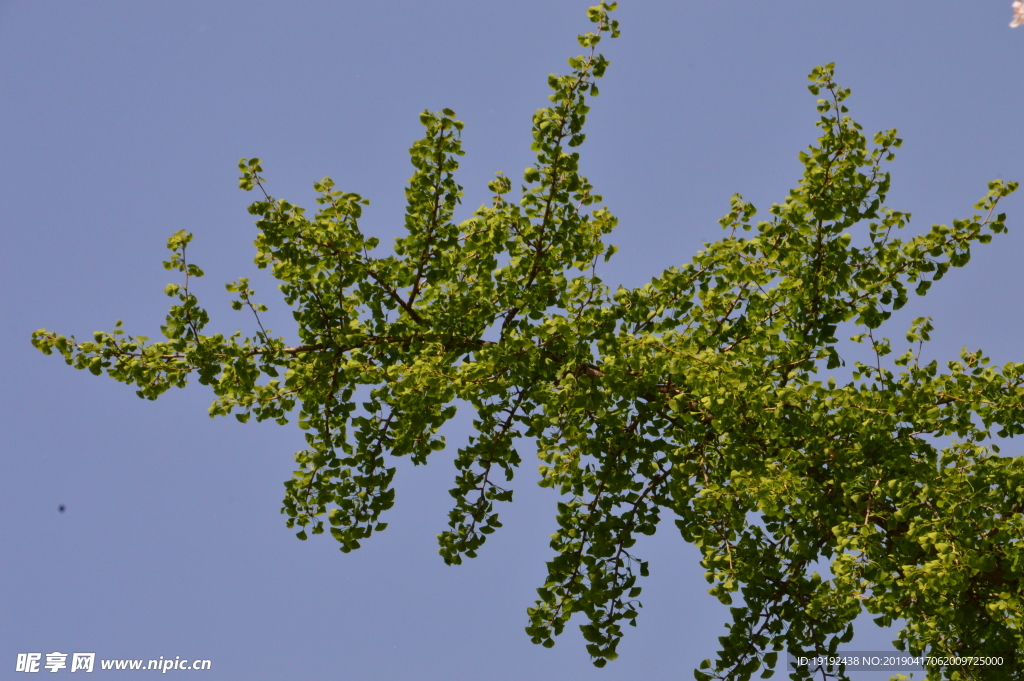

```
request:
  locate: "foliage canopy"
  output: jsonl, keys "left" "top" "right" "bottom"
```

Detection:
{"left": 33, "top": 4, "right": 1024, "bottom": 679}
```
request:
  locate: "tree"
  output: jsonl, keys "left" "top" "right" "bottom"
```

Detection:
{"left": 31, "top": 3, "right": 1024, "bottom": 679}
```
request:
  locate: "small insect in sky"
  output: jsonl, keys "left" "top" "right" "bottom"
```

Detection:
{"left": 1013, "top": 1, "right": 1024, "bottom": 27}
{"left": 58, "top": 505, "right": 65, "bottom": 513}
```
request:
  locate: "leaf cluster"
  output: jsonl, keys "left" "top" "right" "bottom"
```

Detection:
{"left": 32, "top": 5, "right": 1024, "bottom": 679}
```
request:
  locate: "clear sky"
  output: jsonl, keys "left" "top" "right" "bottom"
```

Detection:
{"left": 2, "top": 2, "right": 1022, "bottom": 680}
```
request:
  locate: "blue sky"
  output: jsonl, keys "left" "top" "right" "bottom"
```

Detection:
{"left": 2, "top": 2, "right": 1022, "bottom": 679}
